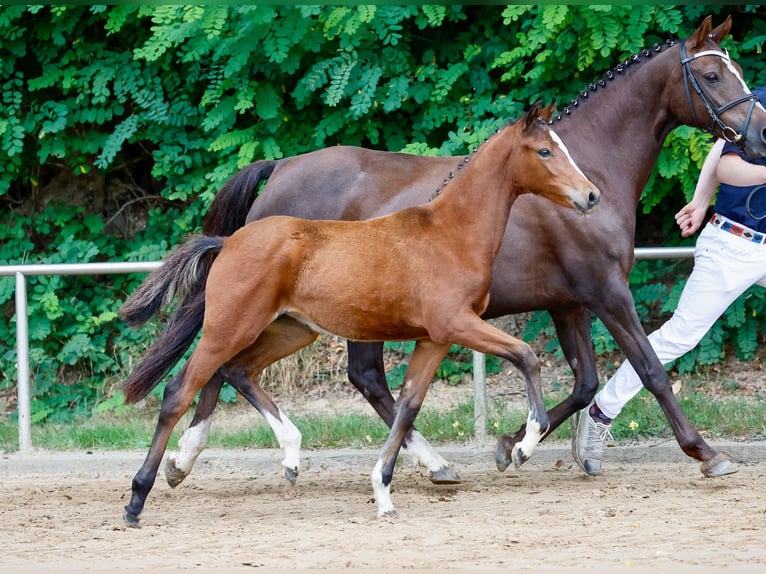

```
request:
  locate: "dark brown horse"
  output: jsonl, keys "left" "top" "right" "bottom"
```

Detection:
{"left": 122, "top": 16, "right": 766, "bottom": 488}
{"left": 121, "top": 102, "right": 600, "bottom": 525}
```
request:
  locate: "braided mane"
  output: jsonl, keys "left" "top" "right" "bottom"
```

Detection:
{"left": 548, "top": 39, "right": 677, "bottom": 125}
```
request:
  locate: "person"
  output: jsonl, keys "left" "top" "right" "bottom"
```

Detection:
{"left": 572, "top": 85, "right": 766, "bottom": 475}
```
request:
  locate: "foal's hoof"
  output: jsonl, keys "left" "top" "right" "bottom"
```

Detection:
{"left": 281, "top": 465, "right": 299, "bottom": 485}
{"left": 495, "top": 435, "right": 514, "bottom": 472}
{"left": 701, "top": 452, "right": 738, "bottom": 478}
{"left": 164, "top": 458, "right": 188, "bottom": 488}
{"left": 378, "top": 509, "right": 398, "bottom": 519}
{"left": 123, "top": 508, "right": 141, "bottom": 529}
{"left": 428, "top": 466, "right": 463, "bottom": 485}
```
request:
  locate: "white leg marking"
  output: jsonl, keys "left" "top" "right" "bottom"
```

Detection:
{"left": 401, "top": 430, "right": 450, "bottom": 473}
{"left": 371, "top": 458, "right": 396, "bottom": 517}
{"left": 516, "top": 413, "right": 543, "bottom": 461}
{"left": 170, "top": 416, "right": 213, "bottom": 475}
{"left": 263, "top": 408, "right": 302, "bottom": 474}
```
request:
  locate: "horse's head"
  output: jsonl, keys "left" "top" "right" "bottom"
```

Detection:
{"left": 513, "top": 101, "right": 600, "bottom": 214}
{"left": 677, "top": 15, "right": 766, "bottom": 158}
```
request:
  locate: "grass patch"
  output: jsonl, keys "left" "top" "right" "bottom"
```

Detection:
{"left": 2, "top": 389, "right": 765, "bottom": 453}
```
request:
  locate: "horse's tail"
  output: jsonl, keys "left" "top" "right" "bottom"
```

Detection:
{"left": 202, "top": 159, "right": 278, "bottom": 236}
{"left": 120, "top": 235, "right": 224, "bottom": 403}
{"left": 119, "top": 235, "right": 224, "bottom": 327}
{"left": 121, "top": 291, "right": 206, "bottom": 404}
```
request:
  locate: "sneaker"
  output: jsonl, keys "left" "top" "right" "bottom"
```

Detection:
{"left": 572, "top": 401, "right": 614, "bottom": 475}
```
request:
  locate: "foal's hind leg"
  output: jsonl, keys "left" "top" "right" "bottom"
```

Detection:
{"left": 166, "top": 316, "right": 319, "bottom": 487}
{"left": 164, "top": 373, "right": 224, "bottom": 488}
{"left": 124, "top": 346, "right": 228, "bottom": 527}
{"left": 348, "top": 341, "right": 461, "bottom": 484}
{"left": 219, "top": 317, "right": 319, "bottom": 483}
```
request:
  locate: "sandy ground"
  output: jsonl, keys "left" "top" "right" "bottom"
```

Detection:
{"left": 2, "top": 439, "right": 766, "bottom": 572}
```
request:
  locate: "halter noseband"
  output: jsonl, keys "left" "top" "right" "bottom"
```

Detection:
{"left": 680, "top": 42, "right": 759, "bottom": 147}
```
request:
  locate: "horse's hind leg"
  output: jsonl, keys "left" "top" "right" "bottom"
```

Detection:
{"left": 347, "top": 341, "right": 461, "bottom": 484}
{"left": 165, "top": 316, "right": 318, "bottom": 487}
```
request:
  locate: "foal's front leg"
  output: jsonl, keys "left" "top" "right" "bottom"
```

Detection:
{"left": 371, "top": 340, "right": 450, "bottom": 517}
{"left": 443, "top": 312, "right": 549, "bottom": 471}
{"left": 347, "top": 340, "right": 462, "bottom": 484}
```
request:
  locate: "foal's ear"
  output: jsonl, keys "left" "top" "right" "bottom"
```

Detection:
{"left": 539, "top": 101, "right": 556, "bottom": 123}
{"left": 523, "top": 100, "right": 543, "bottom": 131}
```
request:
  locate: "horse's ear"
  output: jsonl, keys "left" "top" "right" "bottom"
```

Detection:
{"left": 708, "top": 15, "right": 732, "bottom": 45}
{"left": 523, "top": 100, "right": 543, "bottom": 131}
{"left": 689, "top": 15, "right": 731, "bottom": 49}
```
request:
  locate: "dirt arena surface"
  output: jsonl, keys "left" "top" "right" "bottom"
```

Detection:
{"left": 2, "top": 439, "right": 766, "bottom": 572}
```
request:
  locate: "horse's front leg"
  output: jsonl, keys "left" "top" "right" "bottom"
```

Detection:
{"left": 497, "top": 306, "right": 600, "bottom": 457}
{"left": 165, "top": 374, "right": 223, "bottom": 488}
{"left": 592, "top": 279, "right": 733, "bottom": 476}
{"left": 348, "top": 340, "right": 461, "bottom": 484}
{"left": 371, "top": 340, "right": 450, "bottom": 517}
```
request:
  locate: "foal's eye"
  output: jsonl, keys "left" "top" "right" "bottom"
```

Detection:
{"left": 703, "top": 72, "right": 720, "bottom": 83}
{"left": 537, "top": 148, "right": 551, "bottom": 158}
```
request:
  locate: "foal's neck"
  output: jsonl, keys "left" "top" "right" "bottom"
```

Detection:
{"left": 427, "top": 127, "right": 520, "bottom": 257}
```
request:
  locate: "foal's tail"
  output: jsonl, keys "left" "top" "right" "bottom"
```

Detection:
{"left": 120, "top": 235, "right": 224, "bottom": 404}
{"left": 119, "top": 235, "right": 224, "bottom": 327}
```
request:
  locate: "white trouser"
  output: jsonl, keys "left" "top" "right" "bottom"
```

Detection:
{"left": 596, "top": 221, "right": 766, "bottom": 420}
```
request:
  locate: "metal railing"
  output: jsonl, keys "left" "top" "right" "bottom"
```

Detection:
{"left": 1, "top": 246, "right": 694, "bottom": 451}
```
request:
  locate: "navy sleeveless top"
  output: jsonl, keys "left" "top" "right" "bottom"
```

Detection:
{"left": 714, "top": 140, "right": 766, "bottom": 233}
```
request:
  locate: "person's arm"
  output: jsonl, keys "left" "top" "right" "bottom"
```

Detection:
{"left": 717, "top": 149, "right": 766, "bottom": 187}
{"left": 674, "top": 138, "right": 725, "bottom": 237}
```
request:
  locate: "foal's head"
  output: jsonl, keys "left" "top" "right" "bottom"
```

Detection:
{"left": 511, "top": 102, "right": 600, "bottom": 214}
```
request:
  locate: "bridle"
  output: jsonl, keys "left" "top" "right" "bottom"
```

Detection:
{"left": 680, "top": 42, "right": 760, "bottom": 147}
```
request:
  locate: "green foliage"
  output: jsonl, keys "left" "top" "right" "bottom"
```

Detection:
{"left": 383, "top": 341, "right": 501, "bottom": 389}
{"left": 1, "top": 5, "right": 766, "bottom": 426}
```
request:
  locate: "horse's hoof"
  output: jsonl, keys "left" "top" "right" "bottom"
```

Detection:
{"left": 495, "top": 435, "right": 514, "bottom": 472}
{"left": 428, "top": 466, "right": 463, "bottom": 485}
{"left": 123, "top": 508, "right": 141, "bottom": 529}
{"left": 378, "top": 509, "right": 398, "bottom": 519}
{"left": 281, "top": 465, "right": 299, "bottom": 485}
{"left": 512, "top": 446, "right": 530, "bottom": 469}
{"left": 164, "top": 459, "right": 188, "bottom": 488}
{"left": 701, "top": 453, "right": 738, "bottom": 477}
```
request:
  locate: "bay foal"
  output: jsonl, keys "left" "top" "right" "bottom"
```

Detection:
{"left": 121, "top": 102, "right": 599, "bottom": 525}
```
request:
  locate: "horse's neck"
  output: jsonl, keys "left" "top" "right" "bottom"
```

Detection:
{"left": 556, "top": 46, "right": 681, "bottom": 214}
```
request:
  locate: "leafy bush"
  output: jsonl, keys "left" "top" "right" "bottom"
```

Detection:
{"left": 1, "top": 5, "right": 765, "bottom": 423}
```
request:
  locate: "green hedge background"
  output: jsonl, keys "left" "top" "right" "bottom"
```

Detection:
{"left": 2, "top": 5, "right": 766, "bottom": 422}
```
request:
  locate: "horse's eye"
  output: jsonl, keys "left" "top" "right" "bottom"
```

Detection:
{"left": 704, "top": 72, "right": 720, "bottom": 83}
{"left": 538, "top": 148, "right": 551, "bottom": 158}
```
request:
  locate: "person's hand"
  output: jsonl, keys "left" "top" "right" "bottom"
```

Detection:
{"left": 674, "top": 203, "right": 707, "bottom": 237}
